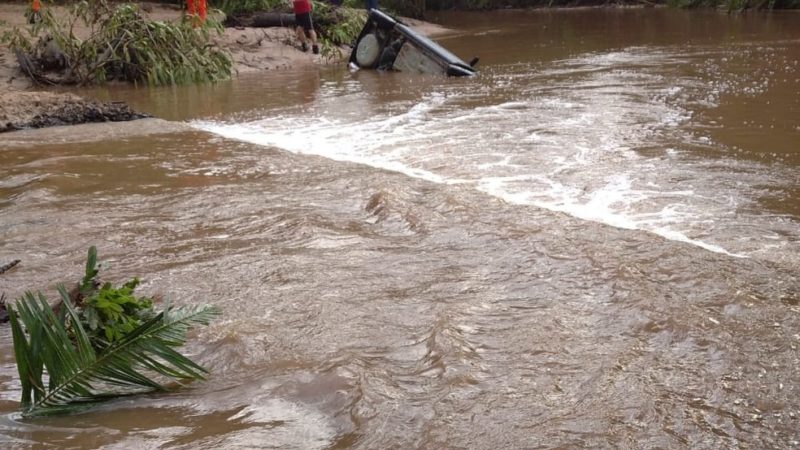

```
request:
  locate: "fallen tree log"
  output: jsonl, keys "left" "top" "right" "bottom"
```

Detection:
{"left": 14, "top": 49, "right": 59, "bottom": 86}
{"left": 252, "top": 12, "right": 296, "bottom": 27}
{"left": 226, "top": 12, "right": 296, "bottom": 28}
{"left": 225, "top": 11, "right": 338, "bottom": 29}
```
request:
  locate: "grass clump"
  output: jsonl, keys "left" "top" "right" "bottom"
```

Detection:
{"left": 313, "top": 3, "right": 366, "bottom": 60}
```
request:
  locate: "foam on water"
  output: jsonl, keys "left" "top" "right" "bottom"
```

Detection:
{"left": 195, "top": 116, "right": 450, "bottom": 185}
{"left": 193, "top": 46, "right": 799, "bottom": 258}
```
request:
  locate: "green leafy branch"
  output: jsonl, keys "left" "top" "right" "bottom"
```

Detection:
{"left": 8, "top": 246, "right": 221, "bottom": 417}
{"left": 1, "top": 0, "right": 232, "bottom": 86}
{"left": 313, "top": 4, "right": 366, "bottom": 61}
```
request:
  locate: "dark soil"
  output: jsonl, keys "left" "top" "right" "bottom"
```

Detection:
{"left": 24, "top": 101, "right": 149, "bottom": 130}
{"left": 1, "top": 99, "right": 149, "bottom": 133}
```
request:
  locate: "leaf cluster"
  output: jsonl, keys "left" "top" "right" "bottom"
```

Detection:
{"left": 69, "top": 247, "right": 155, "bottom": 347}
{"left": 314, "top": 4, "right": 366, "bottom": 61}
{"left": 8, "top": 246, "right": 221, "bottom": 417}
{"left": 83, "top": 279, "right": 156, "bottom": 343}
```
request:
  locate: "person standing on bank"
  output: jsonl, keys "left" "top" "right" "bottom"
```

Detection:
{"left": 365, "top": 0, "right": 377, "bottom": 10}
{"left": 293, "top": 0, "right": 319, "bottom": 54}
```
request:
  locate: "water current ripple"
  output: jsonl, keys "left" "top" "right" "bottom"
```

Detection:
{"left": 193, "top": 43, "right": 799, "bottom": 263}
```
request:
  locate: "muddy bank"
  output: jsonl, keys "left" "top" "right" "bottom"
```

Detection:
{"left": 0, "top": 2, "right": 395, "bottom": 87}
{"left": 0, "top": 3, "right": 332, "bottom": 133}
{"left": 0, "top": 91, "right": 149, "bottom": 133}
{"left": 0, "top": 118, "right": 192, "bottom": 148}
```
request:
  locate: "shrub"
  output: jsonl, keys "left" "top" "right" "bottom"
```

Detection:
{"left": 1, "top": 0, "right": 233, "bottom": 85}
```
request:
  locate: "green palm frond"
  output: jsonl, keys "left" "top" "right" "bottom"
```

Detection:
{"left": 9, "top": 285, "right": 220, "bottom": 417}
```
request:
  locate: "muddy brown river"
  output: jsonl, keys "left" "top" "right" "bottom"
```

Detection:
{"left": 1, "top": 8, "right": 800, "bottom": 449}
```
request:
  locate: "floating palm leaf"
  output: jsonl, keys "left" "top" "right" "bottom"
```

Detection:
{"left": 9, "top": 278, "right": 220, "bottom": 417}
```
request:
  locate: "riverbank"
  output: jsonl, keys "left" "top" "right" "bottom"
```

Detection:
{"left": 0, "top": 2, "right": 449, "bottom": 134}
{"left": 0, "top": 3, "right": 332, "bottom": 89}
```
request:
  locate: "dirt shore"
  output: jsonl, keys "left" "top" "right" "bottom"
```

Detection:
{"left": 0, "top": 2, "right": 449, "bottom": 135}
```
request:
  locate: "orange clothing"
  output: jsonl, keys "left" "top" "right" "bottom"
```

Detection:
{"left": 186, "top": 0, "right": 206, "bottom": 24}
{"left": 197, "top": 0, "right": 207, "bottom": 21}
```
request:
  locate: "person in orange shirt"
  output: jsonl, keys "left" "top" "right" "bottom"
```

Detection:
{"left": 186, "top": 0, "right": 207, "bottom": 25}
{"left": 28, "top": 0, "right": 41, "bottom": 23}
{"left": 292, "top": 0, "right": 319, "bottom": 54}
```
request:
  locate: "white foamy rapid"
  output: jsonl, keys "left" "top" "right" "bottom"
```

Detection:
{"left": 193, "top": 47, "right": 796, "bottom": 258}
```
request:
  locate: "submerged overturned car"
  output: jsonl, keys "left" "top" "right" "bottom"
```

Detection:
{"left": 349, "top": 9, "right": 478, "bottom": 77}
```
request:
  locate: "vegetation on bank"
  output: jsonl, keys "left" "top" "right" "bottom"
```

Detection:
{"left": 1, "top": 0, "right": 232, "bottom": 85}
{"left": 8, "top": 247, "right": 220, "bottom": 417}
{"left": 2, "top": 0, "right": 794, "bottom": 87}
{"left": 171, "top": 0, "right": 800, "bottom": 18}
{"left": 0, "top": 0, "right": 366, "bottom": 85}
{"left": 314, "top": 2, "right": 367, "bottom": 59}
{"left": 211, "top": 0, "right": 366, "bottom": 59}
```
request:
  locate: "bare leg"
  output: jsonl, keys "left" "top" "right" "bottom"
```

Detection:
{"left": 296, "top": 26, "right": 308, "bottom": 50}
{"left": 308, "top": 29, "right": 319, "bottom": 54}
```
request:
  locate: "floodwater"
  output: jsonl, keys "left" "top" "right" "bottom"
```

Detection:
{"left": 1, "top": 8, "right": 800, "bottom": 449}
